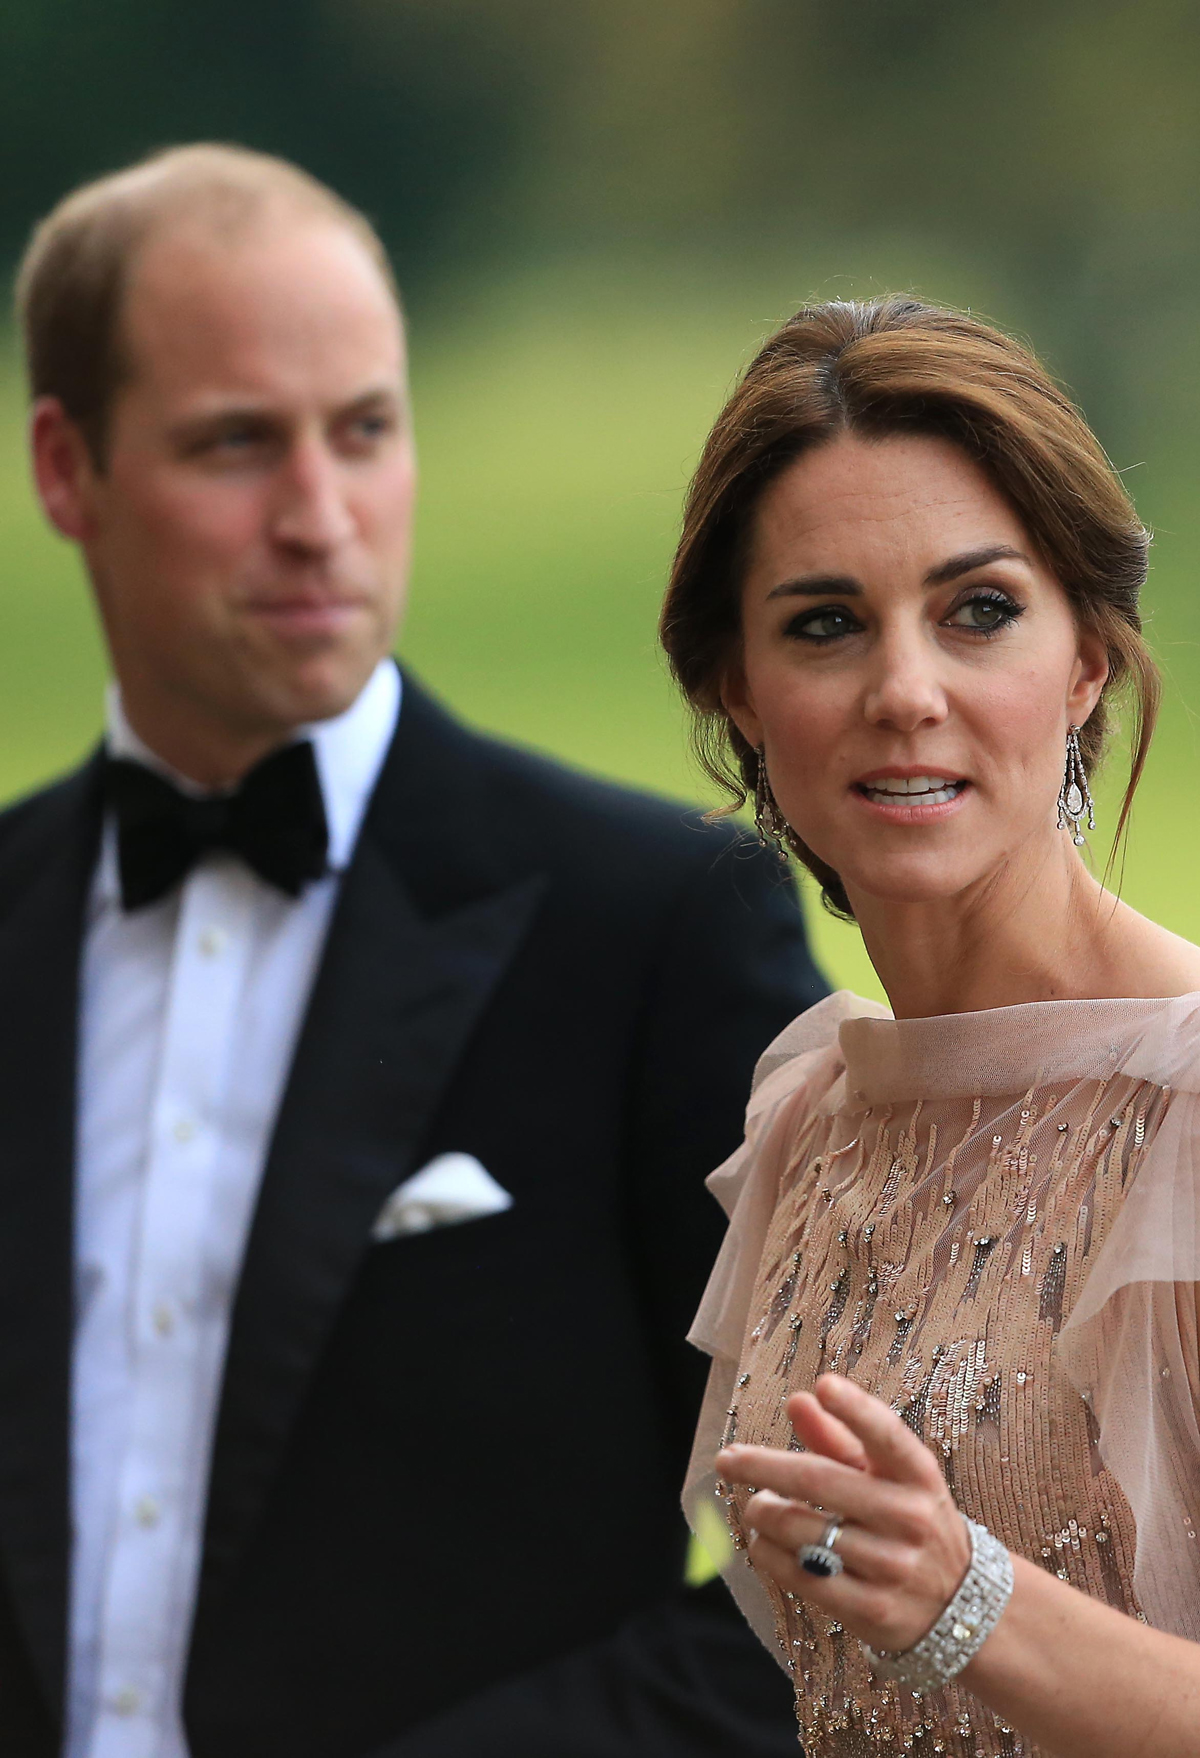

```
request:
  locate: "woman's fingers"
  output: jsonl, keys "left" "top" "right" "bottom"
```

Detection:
{"left": 742, "top": 1482, "right": 975, "bottom": 1654}
{"left": 745, "top": 1526, "right": 899, "bottom": 1641}
{"left": 788, "top": 1389, "right": 870, "bottom": 1470}
{"left": 814, "top": 1375, "right": 947, "bottom": 1492}
{"left": 718, "top": 1441, "right": 915, "bottom": 1536}
{"left": 744, "top": 1489, "right": 913, "bottom": 1585}
{"left": 721, "top": 1379, "right": 976, "bottom": 1654}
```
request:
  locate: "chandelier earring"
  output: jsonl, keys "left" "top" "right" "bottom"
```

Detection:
{"left": 1057, "top": 724, "right": 1096, "bottom": 846}
{"left": 754, "top": 746, "right": 792, "bottom": 861}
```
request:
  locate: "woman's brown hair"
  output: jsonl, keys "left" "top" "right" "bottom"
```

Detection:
{"left": 660, "top": 296, "right": 1160, "bottom": 917}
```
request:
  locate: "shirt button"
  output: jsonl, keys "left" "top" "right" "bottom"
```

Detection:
{"left": 172, "top": 1117, "right": 196, "bottom": 1144}
{"left": 134, "top": 1495, "right": 161, "bottom": 1528}
{"left": 198, "top": 926, "right": 227, "bottom": 958}
{"left": 152, "top": 1302, "right": 175, "bottom": 1337}
{"left": 111, "top": 1686, "right": 141, "bottom": 1715}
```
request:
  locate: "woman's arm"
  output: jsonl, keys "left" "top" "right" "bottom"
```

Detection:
{"left": 718, "top": 1375, "right": 1200, "bottom": 1758}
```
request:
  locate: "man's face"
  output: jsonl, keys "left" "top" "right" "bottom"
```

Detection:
{"left": 62, "top": 216, "right": 416, "bottom": 765}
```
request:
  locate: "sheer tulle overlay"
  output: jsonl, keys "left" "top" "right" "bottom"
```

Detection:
{"left": 685, "top": 991, "right": 1200, "bottom": 1756}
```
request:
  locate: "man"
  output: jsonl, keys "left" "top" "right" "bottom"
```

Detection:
{"left": 0, "top": 145, "right": 825, "bottom": 1758}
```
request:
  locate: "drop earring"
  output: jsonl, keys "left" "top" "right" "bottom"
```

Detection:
{"left": 754, "top": 747, "right": 792, "bottom": 860}
{"left": 1057, "top": 724, "right": 1096, "bottom": 846}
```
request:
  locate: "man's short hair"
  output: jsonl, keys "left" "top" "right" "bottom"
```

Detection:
{"left": 15, "top": 142, "right": 397, "bottom": 466}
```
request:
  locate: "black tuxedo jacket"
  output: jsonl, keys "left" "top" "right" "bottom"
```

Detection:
{"left": 0, "top": 674, "right": 825, "bottom": 1757}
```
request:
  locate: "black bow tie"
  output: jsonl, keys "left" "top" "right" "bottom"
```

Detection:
{"left": 103, "top": 740, "right": 330, "bottom": 911}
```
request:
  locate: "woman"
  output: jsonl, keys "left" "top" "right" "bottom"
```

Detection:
{"left": 660, "top": 297, "right": 1200, "bottom": 1757}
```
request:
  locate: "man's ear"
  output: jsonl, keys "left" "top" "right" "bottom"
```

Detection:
{"left": 30, "top": 397, "right": 101, "bottom": 543}
{"left": 1067, "top": 625, "right": 1110, "bottom": 728}
{"left": 719, "top": 662, "right": 764, "bottom": 753}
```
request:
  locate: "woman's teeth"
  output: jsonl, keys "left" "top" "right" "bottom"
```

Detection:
{"left": 861, "top": 776, "right": 964, "bottom": 806}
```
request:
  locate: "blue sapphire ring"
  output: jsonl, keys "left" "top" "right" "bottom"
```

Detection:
{"left": 798, "top": 1519, "right": 844, "bottom": 1578}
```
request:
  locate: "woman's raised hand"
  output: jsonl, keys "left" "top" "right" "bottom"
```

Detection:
{"left": 717, "top": 1373, "right": 974, "bottom": 1655}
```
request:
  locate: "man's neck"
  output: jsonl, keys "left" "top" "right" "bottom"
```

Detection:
{"left": 109, "top": 691, "right": 300, "bottom": 792}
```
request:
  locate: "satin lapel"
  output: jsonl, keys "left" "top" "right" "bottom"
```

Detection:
{"left": 0, "top": 760, "right": 102, "bottom": 1719}
{"left": 194, "top": 812, "right": 545, "bottom": 1621}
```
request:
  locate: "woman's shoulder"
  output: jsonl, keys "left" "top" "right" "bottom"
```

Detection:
{"left": 749, "top": 989, "right": 892, "bottom": 1100}
{"left": 703, "top": 992, "right": 888, "bottom": 1224}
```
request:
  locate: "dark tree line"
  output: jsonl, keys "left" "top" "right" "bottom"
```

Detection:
{"left": 4, "top": 0, "right": 1199, "bottom": 453}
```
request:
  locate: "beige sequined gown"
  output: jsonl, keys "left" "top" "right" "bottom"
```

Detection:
{"left": 685, "top": 992, "right": 1200, "bottom": 1758}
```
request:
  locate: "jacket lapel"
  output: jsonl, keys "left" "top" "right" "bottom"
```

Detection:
{"left": 0, "top": 760, "right": 102, "bottom": 1721}
{"left": 194, "top": 682, "right": 545, "bottom": 1622}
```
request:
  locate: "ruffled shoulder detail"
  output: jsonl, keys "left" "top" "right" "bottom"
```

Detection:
{"left": 681, "top": 995, "right": 887, "bottom": 1659}
{"left": 1058, "top": 1063, "right": 1200, "bottom": 1638}
{"left": 691, "top": 993, "right": 885, "bottom": 1386}
{"left": 705, "top": 990, "right": 890, "bottom": 1227}
{"left": 750, "top": 987, "right": 892, "bottom": 1095}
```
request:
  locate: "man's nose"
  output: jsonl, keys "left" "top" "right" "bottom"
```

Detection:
{"left": 269, "top": 440, "right": 356, "bottom": 554}
{"left": 862, "top": 628, "right": 949, "bottom": 731}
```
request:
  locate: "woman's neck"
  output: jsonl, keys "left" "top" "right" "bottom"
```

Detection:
{"left": 848, "top": 836, "right": 1200, "bottom": 1020}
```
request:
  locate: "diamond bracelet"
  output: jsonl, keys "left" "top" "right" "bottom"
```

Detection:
{"left": 861, "top": 1518, "right": 1014, "bottom": 1694}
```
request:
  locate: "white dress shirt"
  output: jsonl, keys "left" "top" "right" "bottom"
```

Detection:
{"left": 66, "top": 661, "right": 401, "bottom": 1758}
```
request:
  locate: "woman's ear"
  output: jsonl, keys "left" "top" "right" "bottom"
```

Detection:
{"left": 1067, "top": 625, "right": 1110, "bottom": 727}
{"left": 719, "top": 662, "right": 764, "bottom": 752}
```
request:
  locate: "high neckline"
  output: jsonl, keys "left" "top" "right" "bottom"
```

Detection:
{"left": 831, "top": 987, "right": 1200, "bottom": 1104}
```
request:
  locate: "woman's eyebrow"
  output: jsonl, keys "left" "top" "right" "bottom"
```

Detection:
{"left": 766, "top": 574, "right": 862, "bottom": 599}
{"left": 924, "top": 544, "right": 1029, "bottom": 585}
{"left": 764, "top": 544, "right": 1029, "bottom": 601}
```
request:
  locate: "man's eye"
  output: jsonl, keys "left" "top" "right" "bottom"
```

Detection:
{"left": 190, "top": 427, "right": 263, "bottom": 456}
{"left": 946, "top": 593, "right": 1023, "bottom": 634}
{"left": 786, "top": 605, "right": 862, "bottom": 642}
{"left": 341, "top": 412, "right": 396, "bottom": 449}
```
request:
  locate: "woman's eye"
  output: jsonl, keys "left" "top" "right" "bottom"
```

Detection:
{"left": 786, "top": 605, "right": 862, "bottom": 642}
{"left": 946, "top": 592, "right": 1023, "bottom": 634}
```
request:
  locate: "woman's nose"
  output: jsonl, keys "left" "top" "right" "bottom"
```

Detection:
{"left": 862, "top": 632, "right": 949, "bottom": 731}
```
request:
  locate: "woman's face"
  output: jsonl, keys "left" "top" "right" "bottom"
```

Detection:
{"left": 725, "top": 431, "right": 1109, "bottom": 911}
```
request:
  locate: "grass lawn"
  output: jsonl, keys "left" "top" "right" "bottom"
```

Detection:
{"left": 3, "top": 261, "right": 1199, "bottom": 999}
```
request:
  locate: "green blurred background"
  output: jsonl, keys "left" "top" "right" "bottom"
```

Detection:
{"left": 4, "top": 0, "right": 1200, "bottom": 997}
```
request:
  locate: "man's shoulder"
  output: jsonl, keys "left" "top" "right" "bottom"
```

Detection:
{"left": 395, "top": 677, "right": 761, "bottom": 889}
{"left": 0, "top": 759, "right": 99, "bottom": 847}
{"left": 476, "top": 729, "right": 739, "bottom": 857}
{"left": 0, "top": 757, "right": 103, "bottom": 902}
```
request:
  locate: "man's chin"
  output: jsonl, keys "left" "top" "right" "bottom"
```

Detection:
{"left": 252, "top": 649, "right": 388, "bottom": 730}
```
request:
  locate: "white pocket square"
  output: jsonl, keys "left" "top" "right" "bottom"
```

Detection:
{"left": 370, "top": 1153, "right": 514, "bottom": 1241}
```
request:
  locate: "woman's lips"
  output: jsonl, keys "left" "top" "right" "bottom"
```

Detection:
{"left": 852, "top": 774, "right": 972, "bottom": 822}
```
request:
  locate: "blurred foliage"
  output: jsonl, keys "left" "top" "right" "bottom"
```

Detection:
{"left": 3, "top": 1, "right": 1200, "bottom": 992}
{"left": 6, "top": 0, "right": 1200, "bottom": 420}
